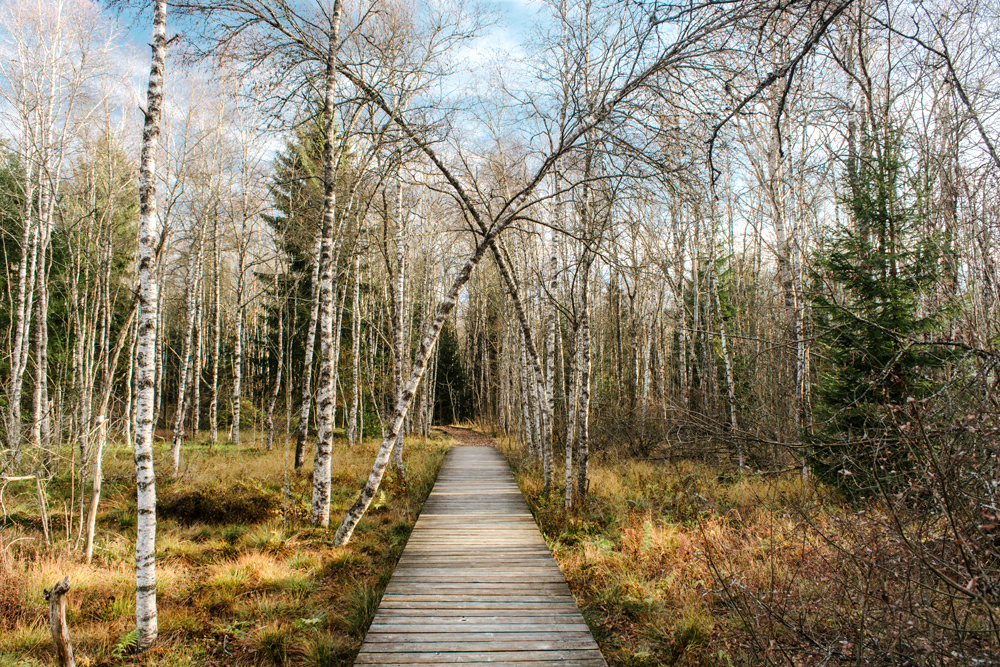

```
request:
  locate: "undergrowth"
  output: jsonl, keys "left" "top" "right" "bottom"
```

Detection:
{"left": 0, "top": 429, "right": 450, "bottom": 667}
{"left": 499, "top": 434, "right": 1000, "bottom": 666}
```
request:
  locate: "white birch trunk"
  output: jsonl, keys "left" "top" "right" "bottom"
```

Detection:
{"left": 266, "top": 272, "right": 283, "bottom": 452}
{"left": 134, "top": 0, "right": 167, "bottom": 648}
{"left": 232, "top": 282, "right": 244, "bottom": 446}
{"left": 519, "top": 339, "right": 536, "bottom": 455}
{"left": 7, "top": 135, "right": 38, "bottom": 456}
{"left": 310, "top": 5, "right": 344, "bottom": 526}
{"left": 171, "top": 227, "right": 205, "bottom": 476}
{"left": 564, "top": 325, "right": 579, "bottom": 510}
{"left": 391, "top": 177, "right": 407, "bottom": 479}
{"left": 543, "top": 235, "right": 557, "bottom": 494}
{"left": 125, "top": 319, "right": 137, "bottom": 450}
{"left": 295, "top": 232, "right": 322, "bottom": 467}
{"left": 710, "top": 262, "right": 740, "bottom": 468}
{"left": 83, "top": 416, "right": 106, "bottom": 564}
{"left": 209, "top": 214, "right": 221, "bottom": 445}
{"left": 347, "top": 253, "right": 361, "bottom": 446}
{"left": 191, "top": 276, "right": 204, "bottom": 438}
{"left": 577, "top": 254, "right": 592, "bottom": 502}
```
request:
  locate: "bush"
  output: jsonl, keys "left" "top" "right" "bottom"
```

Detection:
{"left": 158, "top": 480, "right": 279, "bottom": 525}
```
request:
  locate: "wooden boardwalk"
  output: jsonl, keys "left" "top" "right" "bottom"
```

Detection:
{"left": 355, "top": 444, "right": 607, "bottom": 666}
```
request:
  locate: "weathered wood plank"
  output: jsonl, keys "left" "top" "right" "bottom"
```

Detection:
{"left": 355, "top": 445, "right": 607, "bottom": 666}
{"left": 367, "top": 624, "right": 592, "bottom": 634}
{"left": 362, "top": 640, "right": 601, "bottom": 652}
{"left": 354, "top": 650, "right": 606, "bottom": 663}
{"left": 356, "top": 659, "right": 607, "bottom": 667}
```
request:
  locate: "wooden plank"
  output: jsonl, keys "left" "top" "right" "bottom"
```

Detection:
{"left": 367, "top": 624, "right": 592, "bottom": 634}
{"left": 355, "top": 650, "right": 605, "bottom": 664}
{"left": 358, "top": 663, "right": 606, "bottom": 667}
{"left": 355, "top": 445, "right": 607, "bottom": 666}
{"left": 357, "top": 660, "right": 607, "bottom": 667}
{"left": 362, "top": 641, "right": 601, "bottom": 652}
{"left": 370, "top": 614, "right": 585, "bottom": 623}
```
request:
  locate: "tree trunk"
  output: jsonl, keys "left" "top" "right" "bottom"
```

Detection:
{"left": 209, "top": 212, "right": 221, "bottom": 445}
{"left": 564, "top": 323, "right": 579, "bottom": 510}
{"left": 576, "top": 253, "right": 592, "bottom": 503}
{"left": 347, "top": 253, "right": 361, "bottom": 446}
{"left": 391, "top": 177, "right": 408, "bottom": 479}
{"left": 133, "top": 0, "right": 167, "bottom": 648}
{"left": 7, "top": 141, "right": 38, "bottom": 459}
{"left": 232, "top": 288, "right": 244, "bottom": 446}
{"left": 171, "top": 226, "right": 206, "bottom": 477}
{"left": 519, "top": 338, "right": 536, "bottom": 455}
{"left": 266, "top": 272, "right": 283, "bottom": 452}
{"left": 83, "top": 417, "right": 106, "bottom": 564}
{"left": 543, "top": 234, "right": 557, "bottom": 494}
{"left": 310, "top": 5, "right": 344, "bottom": 527}
{"left": 190, "top": 272, "right": 204, "bottom": 439}
{"left": 44, "top": 576, "right": 75, "bottom": 667}
{"left": 295, "top": 232, "right": 322, "bottom": 467}
{"left": 710, "top": 259, "right": 740, "bottom": 468}
{"left": 334, "top": 227, "right": 503, "bottom": 545}
{"left": 31, "top": 193, "right": 52, "bottom": 463}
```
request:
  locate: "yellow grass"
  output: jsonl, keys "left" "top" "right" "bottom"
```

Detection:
{"left": 1, "top": 429, "right": 451, "bottom": 667}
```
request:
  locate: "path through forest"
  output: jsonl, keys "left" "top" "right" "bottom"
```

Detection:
{"left": 355, "top": 430, "right": 607, "bottom": 665}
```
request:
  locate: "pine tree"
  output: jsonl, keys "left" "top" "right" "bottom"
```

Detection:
{"left": 810, "top": 125, "right": 953, "bottom": 495}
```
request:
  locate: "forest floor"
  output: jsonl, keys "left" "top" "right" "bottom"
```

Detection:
{"left": 496, "top": 432, "right": 947, "bottom": 667}
{"left": 499, "top": 437, "right": 834, "bottom": 667}
{"left": 0, "top": 428, "right": 451, "bottom": 667}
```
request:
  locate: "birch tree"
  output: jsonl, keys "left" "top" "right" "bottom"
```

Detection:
{"left": 132, "top": 0, "right": 167, "bottom": 649}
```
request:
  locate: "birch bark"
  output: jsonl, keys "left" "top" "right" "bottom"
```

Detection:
{"left": 209, "top": 213, "right": 221, "bottom": 445}
{"left": 576, "top": 251, "right": 592, "bottom": 501}
{"left": 390, "top": 176, "right": 407, "bottom": 478}
{"left": 543, "top": 233, "right": 557, "bottom": 494}
{"left": 265, "top": 272, "right": 283, "bottom": 452}
{"left": 294, "top": 232, "right": 322, "bottom": 467}
{"left": 134, "top": 0, "right": 168, "bottom": 648}
{"left": 171, "top": 225, "right": 206, "bottom": 476}
{"left": 309, "top": 2, "right": 344, "bottom": 526}
{"left": 347, "top": 253, "right": 361, "bottom": 446}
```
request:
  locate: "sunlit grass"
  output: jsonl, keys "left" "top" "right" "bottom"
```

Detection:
{"left": 499, "top": 435, "right": 832, "bottom": 667}
{"left": 1, "top": 428, "right": 451, "bottom": 666}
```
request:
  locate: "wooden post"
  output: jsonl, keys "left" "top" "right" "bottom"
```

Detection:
{"left": 44, "top": 576, "right": 75, "bottom": 667}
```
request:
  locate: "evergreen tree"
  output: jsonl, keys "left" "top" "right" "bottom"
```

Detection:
{"left": 810, "top": 125, "right": 953, "bottom": 495}
{"left": 435, "top": 319, "right": 472, "bottom": 424}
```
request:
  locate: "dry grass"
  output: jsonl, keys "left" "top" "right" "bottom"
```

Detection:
{"left": 499, "top": 434, "right": 1000, "bottom": 666}
{"left": 1, "top": 429, "right": 450, "bottom": 667}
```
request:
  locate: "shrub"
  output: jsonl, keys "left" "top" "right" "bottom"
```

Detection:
{"left": 158, "top": 481, "right": 279, "bottom": 525}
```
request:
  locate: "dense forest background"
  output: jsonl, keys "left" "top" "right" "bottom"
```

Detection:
{"left": 1, "top": 0, "right": 999, "bottom": 663}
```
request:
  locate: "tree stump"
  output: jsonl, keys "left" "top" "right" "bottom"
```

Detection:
{"left": 44, "top": 576, "right": 75, "bottom": 667}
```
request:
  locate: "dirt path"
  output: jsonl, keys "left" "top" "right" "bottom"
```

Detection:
{"left": 437, "top": 425, "right": 497, "bottom": 447}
